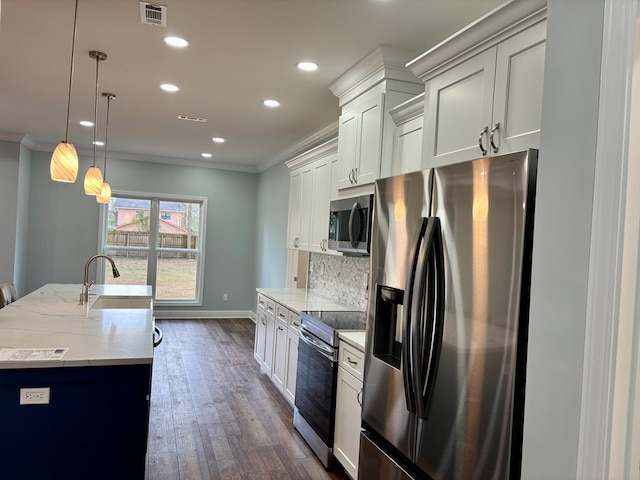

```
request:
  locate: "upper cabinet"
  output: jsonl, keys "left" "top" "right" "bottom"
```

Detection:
{"left": 286, "top": 138, "right": 340, "bottom": 255}
{"left": 330, "top": 46, "right": 423, "bottom": 192}
{"left": 408, "top": 0, "right": 547, "bottom": 168}
{"left": 388, "top": 93, "right": 425, "bottom": 176}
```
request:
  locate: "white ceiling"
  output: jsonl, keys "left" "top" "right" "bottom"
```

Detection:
{"left": 0, "top": 0, "right": 503, "bottom": 172}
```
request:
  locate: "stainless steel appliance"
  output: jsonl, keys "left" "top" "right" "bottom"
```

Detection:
{"left": 328, "top": 194, "right": 373, "bottom": 255}
{"left": 294, "top": 310, "right": 366, "bottom": 468}
{"left": 360, "top": 150, "right": 538, "bottom": 480}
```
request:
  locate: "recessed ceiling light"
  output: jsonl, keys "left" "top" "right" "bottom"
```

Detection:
{"left": 264, "top": 99, "right": 280, "bottom": 108}
{"left": 212, "top": 137, "right": 225, "bottom": 143}
{"left": 160, "top": 84, "right": 179, "bottom": 92}
{"left": 201, "top": 153, "right": 212, "bottom": 158}
{"left": 163, "top": 36, "right": 189, "bottom": 48}
{"left": 297, "top": 61, "right": 318, "bottom": 72}
{"left": 80, "top": 120, "right": 94, "bottom": 127}
{"left": 93, "top": 141, "right": 104, "bottom": 146}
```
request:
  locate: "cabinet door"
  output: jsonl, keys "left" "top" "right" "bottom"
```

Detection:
{"left": 492, "top": 20, "right": 546, "bottom": 155}
{"left": 391, "top": 115, "right": 424, "bottom": 175}
{"left": 261, "top": 313, "right": 275, "bottom": 377}
{"left": 423, "top": 48, "right": 497, "bottom": 167}
{"left": 334, "top": 366, "right": 363, "bottom": 480}
{"left": 271, "top": 318, "right": 287, "bottom": 392}
{"left": 287, "top": 165, "right": 313, "bottom": 249}
{"left": 355, "top": 92, "right": 384, "bottom": 186}
{"left": 287, "top": 169, "right": 303, "bottom": 249}
{"left": 336, "top": 109, "right": 358, "bottom": 190}
{"left": 254, "top": 308, "right": 268, "bottom": 365}
{"left": 283, "top": 327, "right": 299, "bottom": 406}
{"left": 309, "top": 156, "right": 332, "bottom": 253}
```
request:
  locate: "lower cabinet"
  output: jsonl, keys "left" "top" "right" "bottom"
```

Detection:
{"left": 254, "top": 293, "right": 300, "bottom": 407}
{"left": 334, "top": 340, "right": 364, "bottom": 480}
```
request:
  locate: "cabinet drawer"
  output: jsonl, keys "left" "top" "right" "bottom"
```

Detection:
{"left": 275, "top": 304, "right": 289, "bottom": 324}
{"left": 257, "top": 293, "right": 268, "bottom": 310}
{"left": 288, "top": 311, "right": 300, "bottom": 334}
{"left": 339, "top": 341, "right": 364, "bottom": 381}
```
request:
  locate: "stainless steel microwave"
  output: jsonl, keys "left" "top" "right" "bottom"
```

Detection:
{"left": 327, "top": 194, "right": 373, "bottom": 255}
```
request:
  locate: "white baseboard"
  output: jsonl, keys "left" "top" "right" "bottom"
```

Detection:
{"left": 154, "top": 310, "right": 256, "bottom": 322}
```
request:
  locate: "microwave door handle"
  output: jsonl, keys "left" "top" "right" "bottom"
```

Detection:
{"left": 348, "top": 202, "right": 360, "bottom": 248}
{"left": 402, "top": 217, "right": 428, "bottom": 414}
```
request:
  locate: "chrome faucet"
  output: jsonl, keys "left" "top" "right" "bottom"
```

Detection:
{"left": 80, "top": 254, "right": 120, "bottom": 305}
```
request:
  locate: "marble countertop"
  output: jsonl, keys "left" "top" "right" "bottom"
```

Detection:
{"left": 0, "top": 283, "right": 154, "bottom": 369}
{"left": 338, "top": 331, "right": 366, "bottom": 351}
{"left": 256, "top": 288, "right": 365, "bottom": 314}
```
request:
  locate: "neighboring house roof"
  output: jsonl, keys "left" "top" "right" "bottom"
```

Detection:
{"left": 113, "top": 198, "right": 184, "bottom": 212}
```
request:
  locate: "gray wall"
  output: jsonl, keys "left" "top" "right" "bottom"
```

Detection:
{"left": 521, "top": 0, "right": 604, "bottom": 478}
{"left": 14, "top": 143, "right": 31, "bottom": 296}
{"left": 0, "top": 141, "right": 20, "bottom": 288}
{"left": 26, "top": 149, "right": 258, "bottom": 312}
{"left": 255, "top": 161, "right": 290, "bottom": 289}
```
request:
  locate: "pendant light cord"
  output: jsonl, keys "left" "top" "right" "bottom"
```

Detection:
{"left": 64, "top": 0, "right": 79, "bottom": 143}
{"left": 103, "top": 94, "right": 114, "bottom": 180}
{"left": 92, "top": 54, "right": 100, "bottom": 168}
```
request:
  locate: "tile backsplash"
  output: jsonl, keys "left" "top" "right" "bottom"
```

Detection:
{"left": 308, "top": 253, "right": 370, "bottom": 310}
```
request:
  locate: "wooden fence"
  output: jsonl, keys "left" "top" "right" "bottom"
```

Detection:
{"left": 106, "top": 231, "right": 198, "bottom": 258}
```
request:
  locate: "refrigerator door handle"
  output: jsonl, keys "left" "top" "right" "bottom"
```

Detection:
{"left": 402, "top": 217, "right": 428, "bottom": 414}
{"left": 413, "top": 217, "right": 445, "bottom": 419}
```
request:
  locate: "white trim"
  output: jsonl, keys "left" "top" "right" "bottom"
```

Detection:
{"left": 578, "top": 0, "right": 637, "bottom": 478}
{"left": 154, "top": 310, "right": 256, "bottom": 321}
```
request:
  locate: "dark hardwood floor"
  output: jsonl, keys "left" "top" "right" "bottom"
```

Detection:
{"left": 146, "top": 319, "right": 349, "bottom": 480}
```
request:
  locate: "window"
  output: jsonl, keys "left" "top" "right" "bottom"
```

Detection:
{"left": 98, "top": 192, "right": 207, "bottom": 306}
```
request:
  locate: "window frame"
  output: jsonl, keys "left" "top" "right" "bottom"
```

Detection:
{"left": 98, "top": 190, "right": 207, "bottom": 307}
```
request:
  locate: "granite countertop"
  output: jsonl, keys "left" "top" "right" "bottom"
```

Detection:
{"left": 257, "top": 287, "right": 365, "bottom": 314}
{"left": 0, "top": 283, "right": 154, "bottom": 369}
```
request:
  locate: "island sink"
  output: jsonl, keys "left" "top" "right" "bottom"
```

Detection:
{"left": 90, "top": 295, "right": 153, "bottom": 310}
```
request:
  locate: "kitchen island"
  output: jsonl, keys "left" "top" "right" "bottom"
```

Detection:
{"left": 0, "top": 283, "right": 154, "bottom": 480}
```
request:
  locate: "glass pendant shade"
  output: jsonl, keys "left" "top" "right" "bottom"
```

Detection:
{"left": 96, "top": 181, "right": 111, "bottom": 204}
{"left": 84, "top": 166, "right": 103, "bottom": 195}
{"left": 50, "top": 141, "right": 79, "bottom": 182}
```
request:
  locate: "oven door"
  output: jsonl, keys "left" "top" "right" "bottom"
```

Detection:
{"left": 294, "top": 328, "right": 338, "bottom": 446}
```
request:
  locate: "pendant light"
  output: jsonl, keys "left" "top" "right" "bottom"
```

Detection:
{"left": 50, "top": 0, "right": 80, "bottom": 183}
{"left": 96, "top": 93, "right": 115, "bottom": 204}
{"left": 84, "top": 50, "right": 107, "bottom": 195}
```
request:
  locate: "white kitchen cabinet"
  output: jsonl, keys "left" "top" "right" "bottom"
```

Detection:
{"left": 336, "top": 90, "right": 384, "bottom": 189}
{"left": 254, "top": 293, "right": 301, "bottom": 406}
{"left": 334, "top": 340, "right": 364, "bottom": 480}
{"left": 421, "top": 19, "right": 546, "bottom": 167}
{"left": 287, "top": 163, "right": 313, "bottom": 250}
{"left": 271, "top": 315, "right": 288, "bottom": 393}
{"left": 309, "top": 153, "right": 335, "bottom": 254}
{"left": 283, "top": 311, "right": 300, "bottom": 406}
{"left": 330, "top": 46, "right": 424, "bottom": 191}
{"left": 286, "top": 138, "right": 339, "bottom": 254}
{"left": 389, "top": 93, "right": 425, "bottom": 176}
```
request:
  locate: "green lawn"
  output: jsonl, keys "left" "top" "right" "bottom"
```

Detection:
{"left": 105, "top": 257, "right": 197, "bottom": 299}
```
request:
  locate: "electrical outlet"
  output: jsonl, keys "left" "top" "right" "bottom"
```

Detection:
{"left": 319, "top": 263, "right": 325, "bottom": 275}
{"left": 223, "top": 293, "right": 229, "bottom": 301}
{"left": 20, "top": 387, "right": 50, "bottom": 405}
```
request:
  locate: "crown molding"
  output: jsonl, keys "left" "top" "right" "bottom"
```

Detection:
{"left": 0, "top": 132, "right": 36, "bottom": 148}
{"left": 329, "top": 45, "right": 422, "bottom": 107}
{"left": 285, "top": 137, "right": 338, "bottom": 171}
{"left": 389, "top": 92, "right": 426, "bottom": 125}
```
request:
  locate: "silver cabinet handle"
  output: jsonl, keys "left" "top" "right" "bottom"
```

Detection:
{"left": 261, "top": 315, "right": 266, "bottom": 326}
{"left": 348, "top": 169, "right": 354, "bottom": 184}
{"left": 277, "top": 325, "right": 284, "bottom": 331}
{"left": 478, "top": 125, "right": 488, "bottom": 155}
{"left": 357, "top": 389, "right": 363, "bottom": 407}
{"left": 293, "top": 322, "right": 299, "bottom": 327}
{"left": 353, "top": 167, "right": 358, "bottom": 184}
{"left": 347, "top": 356, "right": 358, "bottom": 366}
{"left": 490, "top": 122, "right": 500, "bottom": 153}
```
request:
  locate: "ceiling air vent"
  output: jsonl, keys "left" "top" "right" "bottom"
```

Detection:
{"left": 139, "top": 2, "right": 167, "bottom": 27}
{"left": 177, "top": 115, "right": 207, "bottom": 123}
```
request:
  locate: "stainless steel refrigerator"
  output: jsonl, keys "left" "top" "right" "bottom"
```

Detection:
{"left": 359, "top": 149, "right": 537, "bottom": 480}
